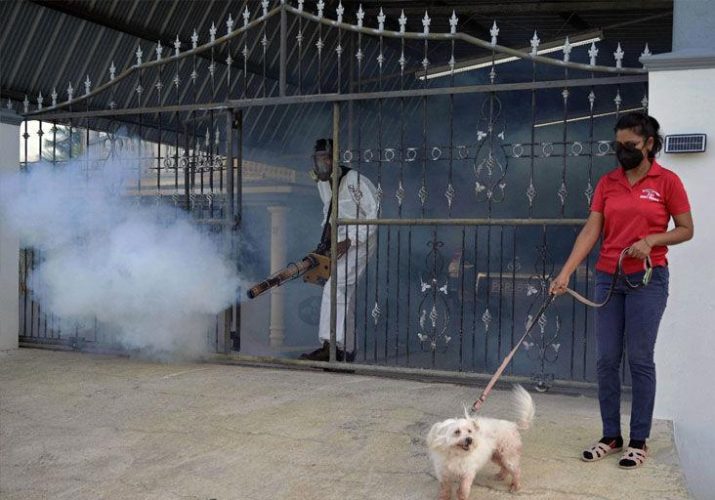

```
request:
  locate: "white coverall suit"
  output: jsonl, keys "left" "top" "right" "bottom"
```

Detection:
{"left": 316, "top": 169, "right": 378, "bottom": 351}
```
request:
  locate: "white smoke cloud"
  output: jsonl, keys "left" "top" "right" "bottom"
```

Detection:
{"left": 0, "top": 153, "right": 243, "bottom": 358}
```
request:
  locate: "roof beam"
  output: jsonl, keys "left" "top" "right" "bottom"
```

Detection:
{"left": 353, "top": 1, "right": 672, "bottom": 15}
{"left": 558, "top": 12, "right": 592, "bottom": 31}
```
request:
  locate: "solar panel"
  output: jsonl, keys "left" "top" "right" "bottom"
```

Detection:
{"left": 664, "top": 134, "right": 707, "bottom": 153}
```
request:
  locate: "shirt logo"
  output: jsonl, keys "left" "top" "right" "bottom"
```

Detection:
{"left": 639, "top": 188, "right": 661, "bottom": 202}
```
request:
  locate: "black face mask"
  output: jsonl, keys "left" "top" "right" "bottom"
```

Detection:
{"left": 615, "top": 142, "right": 645, "bottom": 171}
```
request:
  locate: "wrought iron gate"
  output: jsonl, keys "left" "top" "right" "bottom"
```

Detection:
{"left": 17, "top": 1, "right": 650, "bottom": 389}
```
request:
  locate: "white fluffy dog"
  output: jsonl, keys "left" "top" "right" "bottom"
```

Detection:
{"left": 426, "top": 385, "right": 535, "bottom": 500}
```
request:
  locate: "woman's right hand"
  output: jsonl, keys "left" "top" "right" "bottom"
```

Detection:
{"left": 549, "top": 271, "right": 571, "bottom": 296}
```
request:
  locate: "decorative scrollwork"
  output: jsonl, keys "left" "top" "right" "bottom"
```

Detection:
{"left": 522, "top": 232, "right": 560, "bottom": 391}
{"left": 473, "top": 95, "right": 508, "bottom": 203}
{"left": 417, "top": 239, "right": 451, "bottom": 352}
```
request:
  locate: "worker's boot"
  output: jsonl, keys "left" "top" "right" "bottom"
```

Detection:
{"left": 299, "top": 341, "right": 330, "bottom": 361}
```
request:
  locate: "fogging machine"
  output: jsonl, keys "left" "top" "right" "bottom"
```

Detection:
{"left": 246, "top": 252, "right": 331, "bottom": 299}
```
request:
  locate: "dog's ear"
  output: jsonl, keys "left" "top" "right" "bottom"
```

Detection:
{"left": 427, "top": 420, "right": 448, "bottom": 444}
{"left": 427, "top": 419, "right": 456, "bottom": 449}
{"left": 470, "top": 418, "right": 480, "bottom": 432}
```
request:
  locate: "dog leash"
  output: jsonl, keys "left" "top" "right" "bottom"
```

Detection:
{"left": 471, "top": 248, "right": 652, "bottom": 412}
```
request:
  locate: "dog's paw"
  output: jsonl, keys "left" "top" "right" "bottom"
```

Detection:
{"left": 509, "top": 482, "right": 521, "bottom": 494}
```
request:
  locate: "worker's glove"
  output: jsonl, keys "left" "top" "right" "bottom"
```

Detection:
{"left": 336, "top": 238, "right": 351, "bottom": 258}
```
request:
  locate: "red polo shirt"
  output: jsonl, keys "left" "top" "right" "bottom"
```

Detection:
{"left": 591, "top": 160, "right": 690, "bottom": 274}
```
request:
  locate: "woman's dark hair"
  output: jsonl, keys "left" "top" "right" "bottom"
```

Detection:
{"left": 614, "top": 111, "right": 663, "bottom": 159}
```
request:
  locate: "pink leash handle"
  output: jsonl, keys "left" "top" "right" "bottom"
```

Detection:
{"left": 472, "top": 293, "right": 556, "bottom": 412}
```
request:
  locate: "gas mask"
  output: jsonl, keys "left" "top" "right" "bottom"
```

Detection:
{"left": 312, "top": 152, "right": 332, "bottom": 182}
{"left": 615, "top": 142, "right": 646, "bottom": 171}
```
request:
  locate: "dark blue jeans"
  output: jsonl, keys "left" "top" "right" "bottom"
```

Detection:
{"left": 595, "top": 266, "right": 669, "bottom": 441}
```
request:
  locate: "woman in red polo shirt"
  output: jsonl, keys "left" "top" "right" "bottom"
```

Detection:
{"left": 550, "top": 112, "right": 693, "bottom": 469}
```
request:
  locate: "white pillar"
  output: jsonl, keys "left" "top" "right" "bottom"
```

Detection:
{"left": 267, "top": 205, "right": 287, "bottom": 347}
{"left": 642, "top": 3, "right": 715, "bottom": 494}
{"left": 0, "top": 109, "right": 22, "bottom": 351}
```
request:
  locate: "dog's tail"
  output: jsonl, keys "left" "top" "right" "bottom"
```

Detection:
{"left": 512, "top": 384, "right": 535, "bottom": 431}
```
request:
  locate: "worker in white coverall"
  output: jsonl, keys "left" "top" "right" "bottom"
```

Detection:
{"left": 299, "top": 138, "right": 378, "bottom": 362}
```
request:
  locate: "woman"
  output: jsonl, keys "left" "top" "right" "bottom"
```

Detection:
{"left": 550, "top": 111, "right": 693, "bottom": 469}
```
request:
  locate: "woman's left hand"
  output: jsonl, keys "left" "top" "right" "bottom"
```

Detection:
{"left": 627, "top": 238, "right": 652, "bottom": 260}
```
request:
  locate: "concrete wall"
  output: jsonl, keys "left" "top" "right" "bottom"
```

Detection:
{"left": 673, "top": 0, "right": 715, "bottom": 52}
{"left": 0, "top": 111, "right": 21, "bottom": 351}
{"left": 649, "top": 67, "right": 715, "bottom": 500}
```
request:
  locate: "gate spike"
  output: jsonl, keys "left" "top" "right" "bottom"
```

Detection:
{"left": 23, "top": 95, "right": 29, "bottom": 114}
{"left": 640, "top": 43, "right": 651, "bottom": 58}
{"left": 317, "top": 0, "right": 325, "bottom": 19}
{"left": 356, "top": 4, "right": 364, "bottom": 28}
{"left": 297, "top": 0, "right": 304, "bottom": 13}
{"left": 422, "top": 10, "right": 431, "bottom": 35}
{"left": 398, "top": 10, "right": 407, "bottom": 34}
{"left": 336, "top": 1, "right": 344, "bottom": 23}
{"left": 490, "top": 21, "right": 499, "bottom": 45}
{"left": 449, "top": 10, "right": 458, "bottom": 34}
{"left": 37, "top": 92, "right": 43, "bottom": 111}
{"left": 226, "top": 13, "right": 234, "bottom": 34}
{"left": 156, "top": 41, "right": 163, "bottom": 59}
{"left": 67, "top": 82, "right": 74, "bottom": 101}
{"left": 640, "top": 43, "right": 651, "bottom": 66}
{"left": 243, "top": 6, "right": 250, "bottom": 27}
{"left": 191, "top": 29, "right": 199, "bottom": 49}
{"left": 5, "top": 99, "right": 12, "bottom": 111}
{"left": 209, "top": 22, "right": 217, "bottom": 43}
{"left": 174, "top": 36, "right": 181, "bottom": 57}
{"left": 51, "top": 88, "right": 57, "bottom": 107}
{"left": 261, "top": 0, "right": 269, "bottom": 17}
{"left": 530, "top": 30, "right": 540, "bottom": 56}
{"left": 135, "top": 46, "right": 143, "bottom": 65}
{"left": 377, "top": 7, "right": 385, "bottom": 32}
{"left": 613, "top": 43, "right": 624, "bottom": 69}
{"left": 84, "top": 74, "right": 91, "bottom": 95}
{"left": 109, "top": 61, "right": 116, "bottom": 80}
{"left": 562, "top": 36, "right": 572, "bottom": 62}
{"left": 588, "top": 42, "right": 599, "bottom": 66}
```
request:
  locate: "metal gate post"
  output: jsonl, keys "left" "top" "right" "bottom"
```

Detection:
{"left": 222, "top": 108, "right": 244, "bottom": 353}
{"left": 233, "top": 109, "right": 243, "bottom": 351}
{"left": 329, "top": 102, "right": 340, "bottom": 363}
{"left": 279, "top": 4, "right": 287, "bottom": 97}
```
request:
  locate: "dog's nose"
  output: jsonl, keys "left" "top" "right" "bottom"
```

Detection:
{"left": 465, "top": 437, "right": 473, "bottom": 445}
